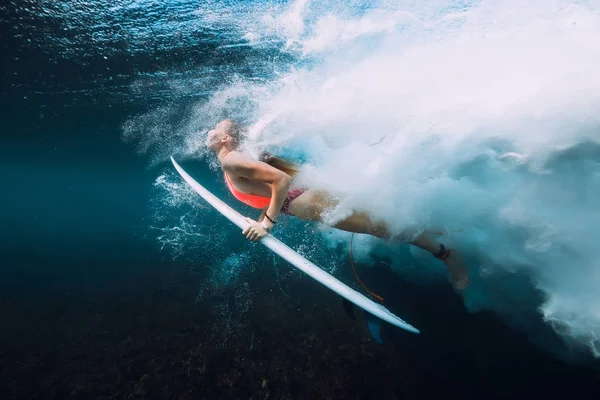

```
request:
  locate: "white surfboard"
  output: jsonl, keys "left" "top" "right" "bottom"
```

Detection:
{"left": 171, "top": 156, "right": 420, "bottom": 334}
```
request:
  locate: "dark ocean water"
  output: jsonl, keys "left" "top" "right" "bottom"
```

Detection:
{"left": 2, "top": 1, "right": 600, "bottom": 399}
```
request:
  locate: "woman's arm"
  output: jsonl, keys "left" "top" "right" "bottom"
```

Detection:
{"left": 224, "top": 152, "right": 292, "bottom": 234}
{"left": 257, "top": 208, "right": 267, "bottom": 223}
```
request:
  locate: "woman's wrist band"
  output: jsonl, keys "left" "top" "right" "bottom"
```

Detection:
{"left": 264, "top": 212, "right": 276, "bottom": 224}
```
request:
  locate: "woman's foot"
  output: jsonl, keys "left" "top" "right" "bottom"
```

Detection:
{"left": 392, "top": 232, "right": 470, "bottom": 291}
{"left": 435, "top": 245, "right": 469, "bottom": 291}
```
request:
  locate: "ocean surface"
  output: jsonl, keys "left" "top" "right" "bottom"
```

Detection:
{"left": 2, "top": 0, "right": 600, "bottom": 398}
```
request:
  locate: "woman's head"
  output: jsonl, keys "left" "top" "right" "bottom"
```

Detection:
{"left": 205, "top": 119, "right": 242, "bottom": 151}
{"left": 206, "top": 119, "right": 299, "bottom": 177}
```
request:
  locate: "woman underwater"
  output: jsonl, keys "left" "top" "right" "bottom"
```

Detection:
{"left": 206, "top": 119, "right": 469, "bottom": 290}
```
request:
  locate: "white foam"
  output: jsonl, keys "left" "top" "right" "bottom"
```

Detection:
{"left": 219, "top": 0, "right": 600, "bottom": 359}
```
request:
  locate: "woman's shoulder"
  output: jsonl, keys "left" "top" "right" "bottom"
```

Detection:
{"left": 222, "top": 151, "right": 252, "bottom": 172}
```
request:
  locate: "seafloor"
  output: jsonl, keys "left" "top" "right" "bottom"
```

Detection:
{"left": 1, "top": 260, "right": 599, "bottom": 399}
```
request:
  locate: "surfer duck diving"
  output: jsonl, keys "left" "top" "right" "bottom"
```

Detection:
{"left": 206, "top": 119, "right": 469, "bottom": 291}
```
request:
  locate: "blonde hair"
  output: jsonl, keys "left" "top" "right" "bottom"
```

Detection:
{"left": 224, "top": 119, "right": 299, "bottom": 178}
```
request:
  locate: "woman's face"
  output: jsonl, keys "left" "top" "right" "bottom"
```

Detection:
{"left": 205, "top": 121, "right": 228, "bottom": 150}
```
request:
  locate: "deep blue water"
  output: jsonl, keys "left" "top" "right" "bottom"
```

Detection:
{"left": 2, "top": 1, "right": 600, "bottom": 399}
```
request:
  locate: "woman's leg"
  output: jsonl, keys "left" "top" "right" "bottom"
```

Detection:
{"left": 288, "top": 190, "right": 469, "bottom": 290}
{"left": 289, "top": 190, "right": 438, "bottom": 251}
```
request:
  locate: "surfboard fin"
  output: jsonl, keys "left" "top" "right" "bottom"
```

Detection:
{"left": 365, "top": 312, "right": 384, "bottom": 345}
{"left": 343, "top": 301, "right": 383, "bottom": 343}
{"left": 342, "top": 298, "right": 356, "bottom": 320}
